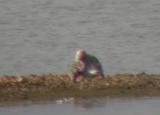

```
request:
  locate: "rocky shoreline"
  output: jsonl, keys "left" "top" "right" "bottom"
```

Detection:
{"left": 0, "top": 73, "right": 160, "bottom": 102}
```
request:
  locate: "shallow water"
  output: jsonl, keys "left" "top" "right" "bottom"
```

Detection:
{"left": 0, "top": 97, "right": 160, "bottom": 115}
{"left": 1, "top": 0, "right": 160, "bottom": 75}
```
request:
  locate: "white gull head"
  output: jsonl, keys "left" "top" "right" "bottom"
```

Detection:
{"left": 75, "top": 49, "right": 86, "bottom": 62}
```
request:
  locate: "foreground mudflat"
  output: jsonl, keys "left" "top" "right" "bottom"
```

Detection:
{"left": 0, "top": 73, "right": 160, "bottom": 102}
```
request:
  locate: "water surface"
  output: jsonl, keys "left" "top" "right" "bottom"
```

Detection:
{"left": 0, "top": 0, "right": 160, "bottom": 74}
{"left": 0, "top": 97, "right": 160, "bottom": 115}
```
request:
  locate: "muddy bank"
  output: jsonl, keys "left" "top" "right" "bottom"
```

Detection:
{"left": 0, "top": 73, "right": 160, "bottom": 102}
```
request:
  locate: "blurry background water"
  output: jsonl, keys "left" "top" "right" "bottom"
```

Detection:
{"left": 0, "top": 0, "right": 160, "bottom": 75}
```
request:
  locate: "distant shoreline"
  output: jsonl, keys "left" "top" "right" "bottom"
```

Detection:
{"left": 0, "top": 73, "right": 160, "bottom": 102}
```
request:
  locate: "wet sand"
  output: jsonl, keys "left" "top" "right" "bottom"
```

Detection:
{"left": 0, "top": 73, "right": 160, "bottom": 102}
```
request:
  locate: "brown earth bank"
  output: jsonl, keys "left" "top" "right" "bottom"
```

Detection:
{"left": 0, "top": 73, "right": 160, "bottom": 102}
